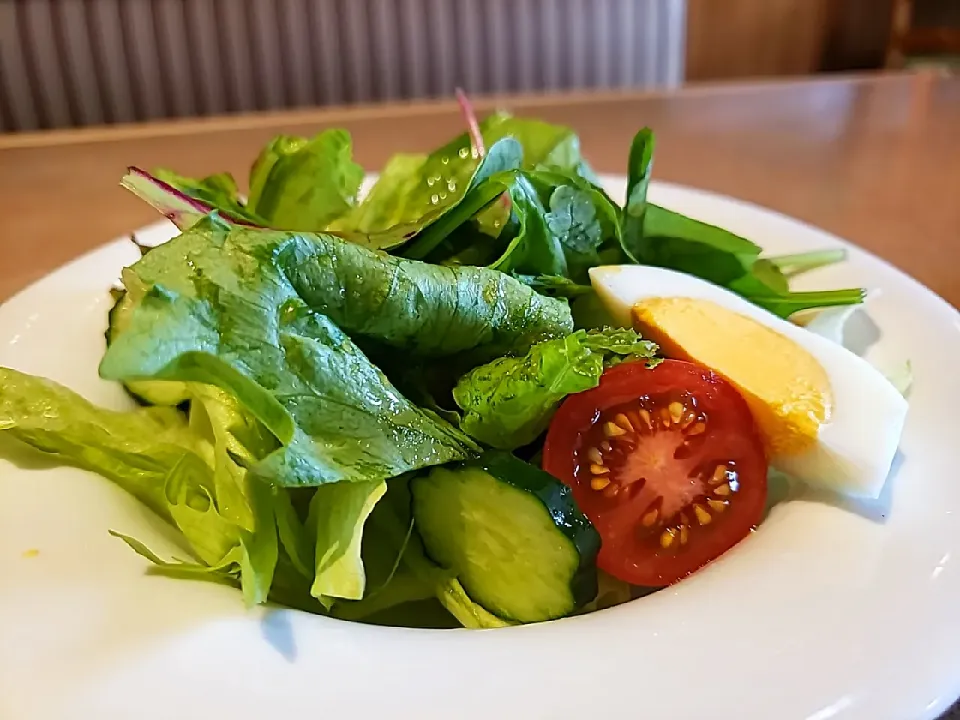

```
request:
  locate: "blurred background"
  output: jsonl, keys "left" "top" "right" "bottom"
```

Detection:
{"left": 0, "top": 0, "right": 958, "bottom": 133}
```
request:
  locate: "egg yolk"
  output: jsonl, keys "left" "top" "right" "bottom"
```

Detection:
{"left": 632, "top": 297, "right": 832, "bottom": 456}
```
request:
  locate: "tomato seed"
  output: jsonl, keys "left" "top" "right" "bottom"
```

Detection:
{"left": 693, "top": 504, "right": 712, "bottom": 525}
{"left": 591, "top": 476, "right": 611, "bottom": 491}
{"left": 668, "top": 402, "right": 684, "bottom": 424}
{"left": 636, "top": 408, "right": 653, "bottom": 430}
{"left": 603, "top": 421, "right": 626, "bottom": 438}
{"left": 660, "top": 528, "right": 677, "bottom": 548}
{"left": 641, "top": 507, "right": 660, "bottom": 527}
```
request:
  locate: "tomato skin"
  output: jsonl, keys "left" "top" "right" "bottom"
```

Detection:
{"left": 543, "top": 359, "right": 768, "bottom": 587}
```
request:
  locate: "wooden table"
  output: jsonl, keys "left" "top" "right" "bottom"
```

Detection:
{"left": 0, "top": 71, "right": 958, "bottom": 307}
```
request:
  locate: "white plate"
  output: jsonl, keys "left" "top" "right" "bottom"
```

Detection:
{"left": 2, "top": 178, "right": 959, "bottom": 720}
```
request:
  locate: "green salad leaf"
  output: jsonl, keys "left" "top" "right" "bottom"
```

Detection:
{"left": 123, "top": 130, "right": 363, "bottom": 235}
{"left": 0, "top": 367, "right": 209, "bottom": 523}
{"left": 636, "top": 204, "right": 763, "bottom": 285}
{"left": 631, "top": 203, "right": 865, "bottom": 318}
{"left": 0, "top": 366, "right": 287, "bottom": 605}
{"left": 620, "top": 127, "right": 655, "bottom": 262}
{"left": 101, "top": 220, "right": 481, "bottom": 489}
{"left": 308, "top": 479, "right": 387, "bottom": 601}
{"left": 453, "top": 329, "right": 657, "bottom": 449}
{"left": 395, "top": 137, "right": 525, "bottom": 258}
{"left": 121, "top": 167, "right": 266, "bottom": 231}
{"left": 489, "top": 173, "right": 569, "bottom": 277}
{"left": 334, "top": 112, "right": 589, "bottom": 251}
{"left": 247, "top": 129, "right": 364, "bottom": 231}
{"left": 406, "top": 166, "right": 623, "bottom": 284}
{"left": 333, "top": 114, "right": 506, "bottom": 236}
{"left": 151, "top": 169, "right": 258, "bottom": 224}
{"left": 188, "top": 384, "right": 274, "bottom": 532}
{"left": 271, "top": 224, "right": 574, "bottom": 359}
{"left": 109, "top": 530, "right": 242, "bottom": 581}
{"left": 328, "top": 153, "right": 426, "bottom": 234}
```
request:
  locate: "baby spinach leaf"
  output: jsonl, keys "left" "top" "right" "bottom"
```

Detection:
{"left": 620, "top": 127, "right": 655, "bottom": 261}
{"left": 400, "top": 138, "right": 524, "bottom": 259}
{"left": 329, "top": 153, "right": 427, "bottom": 236}
{"left": 634, "top": 203, "right": 763, "bottom": 285}
{"left": 489, "top": 173, "right": 568, "bottom": 278}
{"left": 247, "top": 129, "right": 364, "bottom": 231}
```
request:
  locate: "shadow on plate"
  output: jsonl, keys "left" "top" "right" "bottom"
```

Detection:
{"left": 793, "top": 450, "right": 904, "bottom": 524}
{"left": 844, "top": 307, "right": 882, "bottom": 357}
{"left": 261, "top": 609, "right": 299, "bottom": 661}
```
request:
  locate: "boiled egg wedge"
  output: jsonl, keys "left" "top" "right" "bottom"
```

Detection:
{"left": 589, "top": 265, "right": 907, "bottom": 499}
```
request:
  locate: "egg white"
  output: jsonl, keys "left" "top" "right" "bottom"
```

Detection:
{"left": 589, "top": 265, "right": 907, "bottom": 500}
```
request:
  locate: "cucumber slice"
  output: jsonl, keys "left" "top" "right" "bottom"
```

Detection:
{"left": 412, "top": 451, "right": 600, "bottom": 623}
{"left": 106, "top": 290, "right": 190, "bottom": 407}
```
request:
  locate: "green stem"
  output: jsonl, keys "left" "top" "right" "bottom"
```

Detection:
{"left": 753, "top": 288, "right": 866, "bottom": 318}
{"left": 767, "top": 249, "right": 847, "bottom": 278}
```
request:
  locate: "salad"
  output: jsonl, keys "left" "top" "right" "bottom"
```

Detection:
{"left": 0, "top": 96, "right": 908, "bottom": 628}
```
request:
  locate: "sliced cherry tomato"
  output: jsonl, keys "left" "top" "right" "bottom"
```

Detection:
{"left": 543, "top": 359, "right": 767, "bottom": 587}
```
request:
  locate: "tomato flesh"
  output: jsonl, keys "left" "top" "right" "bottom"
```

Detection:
{"left": 543, "top": 359, "right": 768, "bottom": 587}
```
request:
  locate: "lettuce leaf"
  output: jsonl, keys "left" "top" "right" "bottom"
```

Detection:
{"left": 0, "top": 364, "right": 386, "bottom": 607}
{"left": 497, "top": 172, "right": 623, "bottom": 282}
{"left": 453, "top": 329, "right": 658, "bottom": 449}
{"left": 187, "top": 384, "right": 274, "bottom": 532}
{"left": 162, "top": 451, "right": 241, "bottom": 565}
{"left": 236, "top": 474, "right": 280, "bottom": 606}
{"left": 247, "top": 130, "right": 364, "bottom": 231}
{"left": 0, "top": 367, "right": 210, "bottom": 522}
{"left": 0, "top": 367, "right": 282, "bottom": 604}
{"left": 109, "top": 531, "right": 242, "bottom": 584}
{"left": 308, "top": 479, "right": 387, "bottom": 601}
{"left": 101, "top": 219, "right": 494, "bottom": 488}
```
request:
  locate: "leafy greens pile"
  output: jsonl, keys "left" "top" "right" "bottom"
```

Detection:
{"left": 0, "top": 104, "right": 863, "bottom": 627}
